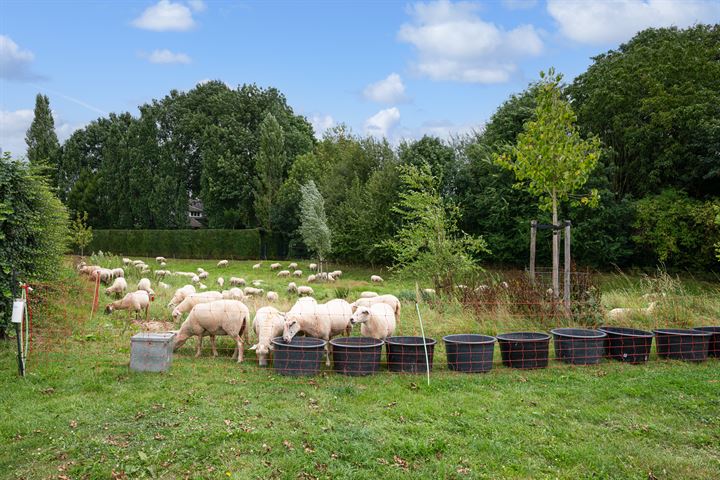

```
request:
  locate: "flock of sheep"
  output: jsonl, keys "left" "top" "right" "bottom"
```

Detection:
{"left": 76, "top": 258, "right": 395, "bottom": 367}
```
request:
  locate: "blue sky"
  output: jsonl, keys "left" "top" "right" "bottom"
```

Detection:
{"left": 2, "top": 0, "right": 719, "bottom": 155}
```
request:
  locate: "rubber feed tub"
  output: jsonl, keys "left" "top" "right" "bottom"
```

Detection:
{"left": 551, "top": 328, "right": 606, "bottom": 365}
{"left": 598, "top": 326, "right": 654, "bottom": 364}
{"left": 385, "top": 336, "right": 436, "bottom": 373}
{"left": 271, "top": 336, "right": 327, "bottom": 376}
{"left": 653, "top": 329, "right": 711, "bottom": 362}
{"left": 497, "top": 332, "right": 551, "bottom": 369}
{"left": 330, "top": 336, "right": 384, "bottom": 376}
{"left": 443, "top": 334, "right": 496, "bottom": 373}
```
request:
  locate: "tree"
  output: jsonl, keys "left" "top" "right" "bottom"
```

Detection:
{"left": 496, "top": 69, "right": 601, "bottom": 297}
{"left": 383, "top": 163, "right": 489, "bottom": 290}
{"left": 254, "top": 113, "right": 286, "bottom": 230}
{"left": 25, "top": 93, "right": 60, "bottom": 183}
{"left": 298, "top": 180, "right": 331, "bottom": 272}
{"left": 70, "top": 211, "right": 93, "bottom": 257}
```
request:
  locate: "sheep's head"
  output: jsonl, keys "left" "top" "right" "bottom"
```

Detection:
{"left": 104, "top": 304, "right": 114, "bottom": 315}
{"left": 173, "top": 331, "right": 188, "bottom": 350}
{"left": 171, "top": 307, "right": 182, "bottom": 322}
{"left": 283, "top": 315, "right": 301, "bottom": 343}
{"left": 350, "top": 307, "right": 371, "bottom": 325}
{"left": 250, "top": 343, "right": 273, "bottom": 366}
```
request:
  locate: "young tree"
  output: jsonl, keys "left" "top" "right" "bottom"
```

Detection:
{"left": 70, "top": 211, "right": 93, "bottom": 257}
{"left": 496, "top": 68, "right": 601, "bottom": 297}
{"left": 25, "top": 93, "right": 60, "bottom": 182}
{"left": 383, "top": 163, "right": 488, "bottom": 290}
{"left": 254, "top": 112, "right": 286, "bottom": 230}
{"left": 298, "top": 180, "right": 331, "bottom": 273}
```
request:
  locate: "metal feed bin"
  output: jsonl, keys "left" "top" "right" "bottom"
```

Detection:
{"left": 130, "top": 332, "right": 176, "bottom": 372}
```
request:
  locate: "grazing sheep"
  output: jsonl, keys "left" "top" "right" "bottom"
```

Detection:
{"left": 132, "top": 260, "right": 144, "bottom": 267}
{"left": 330, "top": 270, "right": 342, "bottom": 278}
{"left": 217, "top": 260, "right": 229, "bottom": 268}
{"left": 283, "top": 299, "right": 353, "bottom": 366}
{"left": 137, "top": 278, "right": 152, "bottom": 293}
{"left": 297, "top": 286, "right": 314, "bottom": 297}
{"left": 316, "top": 272, "right": 328, "bottom": 281}
{"left": 230, "top": 277, "right": 246, "bottom": 287}
{"left": 287, "top": 282, "right": 298, "bottom": 294}
{"left": 171, "top": 291, "right": 223, "bottom": 322}
{"left": 253, "top": 263, "right": 261, "bottom": 270}
{"left": 370, "top": 275, "right": 384, "bottom": 283}
{"left": 217, "top": 277, "right": 225, "bottom": 288}
{"left": 154, "top": 270, "right": 168, "bottom": 279}
{"left": 111, "top": 268, "right": 125, "bottom": 278}
{"left": 292, "top": 270, "right": 303, "bottom": 277}
{"left": 309, "top": 263, "right": 317, "bottom": 271}
{"left": 607, "top": 302, "right": 657, "bottom": 321}
{"left": 105, "top": 277, "right": 128, "bottom": 297}
{"left": 243, "top": 287, "right": 264, "bottom": 296}
{"left": 351, "top": 294, "right": 401, "bottom": 323}
{"left": 173, "top": 300, "right": 249, "bottom": 362}
{"left": 79, "top": 265, "right": 101, "bottom": 276}
{"left": 168, "top": 285, "right": 196, "bottom": 307}
{"left": 267, "top": 291, "right": 279, "bottom": 302}
{"left": 307, "top": 274, "right": 317, "bottom": 283}
{"left": 160, "top": 261, "right": 167, "bottom": 267}
{"left": 122, "top": 258, "right": 132, "bottom": 266}
{"left": 191, "top": 274, "right": 201, "bottom": 284}
{"left": 92, "top": 268, "right": 114, "bottom": 284}
{"left": 270, "top": 263, "right": 281, "bottom": 270}
{"left": 277, "top": 270, "right": 290, "bottom": 278}
{"left": 159, "top": 282, "right": 170, "bottom": 289}
{"left": 197, "top": 267, "right": 205, "bottom": 273}
{"left": 422, "top": 288, "right": 436, "bottom": 295}
{"left": 360, "top": 291, "right": 379, "bottom": 298}
{"left": 500, "top": 281, "right": 509, "bottom": 289}
{"left": 105, "top": 290, "right": 150, "bottom": 325}
{"left": 198, "top": 271, "right": 209, "bottom": 280}
{"left": 326, "top": 273, "right": 337, "bottom": 282}
{"left": 250, "top": 306, "right": 286, "bottom": 367}
{"left": 199, "top": 283, "right": 208, "bottom": 290}
{"left": 222, "top": 287, "right": 245, "bottom": 301}
{"left": 288, "top": 262, "right": 298, "bottom": 270}
{"left": 251, "top": 280, "right": 263, "bottom": 287}
{"left": 155, "top": 256, "right": 166, "bottom": 263}
{"left": 349, "top": 303, "right": 396, "bottom": 340}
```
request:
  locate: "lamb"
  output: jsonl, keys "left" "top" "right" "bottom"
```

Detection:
{"left": 297, "top": 286, "right": 314, "bottom": 297}
{"left": 287, "top": 282, "right": 298, "bottom": 294}
{"left": 230, "top": 277, "right": 246, "bottom": 287}
{"left": 292, "top": 270, "right": 303, "bottom": 277}
{"left": 158, "top": 282, "right": 170, "bottom": 289}
{"left": 270, "top": 263, "right": 282, "bottom": 270}
{"left": 173, "top": 300, "right": 249, "bottom": 363}
{"left": 307, "top": 274, "right": 317, "bottom": 283}
{"left": 79, "top": 265, "right": 101, "bottom": 276}
{"left": 267, "top": 291, "right": 279, "bottom": 302}
{"left": 222, "top": 287, "right": 245, "bottom": 301}
{"left": 288, "top": 262, "right": 298, "bottom": 270}
{"left": 168, "top": 285, "right": 196, "bottom": 307}
{"left": 249, "top": 306, "right": 286, "bottom": 367}
{"left": 217, "top": 277, "right": 225, "bottom": 288}
{"left": 160, "top": 261, "right": 167, "bottom": 267}
{"left": 92, "top": 268, "right": 114, "bottom": 284}
{"left": 171, "top": 291, "right": 223, "bottom": 322}
{"left": 105, "top": 277, "right": 128, "bottom": 297}
{"left": 104, "top": 290, "right": 150, "bottom": 325}
{"left": 132, "top": 260, "right": 145, "bottom": 267}
{"left": 251, "top": 280, "right": 263, "bottom": 287}
{"left": 370, "top": 275, "right": 384, "bottom": 283}
{"left": 199, "top": 283, "right": 208, "bottom": 290}
{"left": 122, "top": 258, "right": 132, "bottom": 266}
{"left": 360, "top": 291, "right": 379, "bottom": 298}
{"left": 316, "top": 272, "right": 328, "bottom": 281}
{"left": 154, "top": 270, "right": 168, "bottom": 279}
{"left": 351, "top": 294, "right": 401, "bottom": 323}
{"left": 607, "top": 302, "right": 657, "bottom": 321}
{"left": 253, "top": 263, "right": 261, "bottom": 270}
{"left": 155, "top": 256, "right": 166, "bottom": 263}
{"left": 326, "top": 273, "right": 337, "bottom": 283}
{"left": 330, "top": 270, "right": 342, "bottom": 278}
{"left": 198, "top": 271, "right": 209, "bottom": 280}
{"left": 422, "top": 288, "right": 436, "bottom": 295}
{"left": 217, "top": 260, "right": 229, "bottom": 268}
{"left": 283, "top": 299, "right": 352, "bottom": 366}
{"left": 277, "top": 270, "right": 290, "bottom": 278}
{"left": 349, "top": 303, "right": 396, "bottom": 340}
{"left": 243, "top": 287, "right": 264, "bottom": 296}
{"left": 137, "top": 278, "right": 152, "bottom": 293}
{"left": 191, "top": 275, "right": 201, "bottom": 284}
{"left": 197, "top": 267, "right": 205, "bottom": 273}
{"left": 111, "top": 268, "right": 125, "bottom": 278}
{"left": 309, "top": 263, "right": 317, "bottom": 271}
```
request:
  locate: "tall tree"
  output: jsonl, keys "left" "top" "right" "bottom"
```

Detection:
{"left": 25, "top": 93, "right": 60, "bottom": 182}
{"left": 298, "top": 180, "right": 331, "bottom": 272}
{"left": 254, "top": 112, "right": 286, "bottom": 230}
{"left": 496, "top": 69, "right": 601, "bottom": 297}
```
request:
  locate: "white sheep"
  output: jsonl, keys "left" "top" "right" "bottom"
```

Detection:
{"left": 122, "top": 258, "right": 132, "bottom": 266}
{"left": 197, "top": 267, "right": 205, "bottom": 273}
{"left": 283, "top": 299, "right": 353, "bottom": 366}
{"left": 307, "top": 274, "right": 317, "bottom": 283}
{"left": 137, "top": 278, "right": 152, "bottom": 293}
{"left": 249, "top": 306, "right": 286, "bottom": 367}
{"left": 243, "top": 287, "right": 264, "bottom": 296}
{"left": 132, "top": 260, "right": 144, "bottom": 267}
{"left": 158, "top": 282, "right": 170, "bottom": 289}
{"left": 160, "top": 261, "right": 167, "bottom": 267}
{"left": 277, "top": 270, "right": 290, "bottom": 278}
{"left": 287, "top": 282, "right": 298, "bottom": 294}
{"left": 217, "top": 260, "right": 229, "bottom": 268}
{"left": 316, "top": 272, "right": 328, "bottom": 281}
{"left": 270, "top": 263, "right": 281, "bottom": 270}
{"left": 104, "top": 290, "right": 150, "bottom": 325}
{"left": 230, "top": 277, "right": 246, "bottom": 287}
{"left": 370, "top": 275, "right": 384, "bottom": 283}
{"left": 154, "top": 270, "right": 168, "bottom": 279}
{"left": 349, "top": 303, "right": 396, "bottom": 340}
{"left": 168, "top": 285, "right": 196, "bottom": 307}
{"left": 309, "top": 263, "right": 317, "bottom": 271}
{"left": 607, "top": 302, "right": 657, "bottom": 321}
{"left": 199, "top": 283, "right": 208, "bottom": 290}
{"left": 292, "top": 270, "right": 303, "bottom": 277}
{"left": 191, "top": 274, "right": 201, "bottom": 284}
{"left": 288, "top": 262, "right": 298, "bottom": 270}
{"left": 267, "top": 291, "right": 279, "bottom": 302}
{"left": 92, "top": 268, "right": 114, "bottom": 284}
{"left": 351, "top": 294, "right": 401, "bottom": 323}
{"left": 360, "top": 291, "right": 378, "bottom": 298}
{"left": 330, "top": 270, "right": 342, "bottom": 278}
{"left": 253, "top": 263, "right": 261, "bottom": 270}
{"left": 111, "top": 268, "right": 125, "bottom": 278}
{"left": 326, "top": 273, "right": 337, "bottom": 283}
{"left": 155, "top": 256, "right": 166, "bottom": 263}
{"left": 297, "top": 286, "right": 314, "bottom": 297}
{"left": 222, "top": 287, "right": 245, "bottom": 301}
{"left": 217, "top": 277, "right": 225, "bottom": 288}
{"left": 173, "top": 300, "right": 249, "bottom": 362}
{"left": 198, "top": 271, "right": 209, "bottom": 280}
{"left": 105, "top": 277, "right": 128, "bottom": 297}
{"left": 79, "top": 265, "right": 101, "bottom": 276}
{"left": 423, "top": 288, "right": 436, "bottom": 295}
{"left": 171, "top": 291, "right": 224, "bottom": 322}
{"left": 251, "top": 280, "right": 263, "bottom": 287}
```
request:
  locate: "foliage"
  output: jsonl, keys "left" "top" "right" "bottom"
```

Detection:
{"left": 384, "top": 163, "right": 489, "bottom": 289}
{"left": 633, "top": 189, "right": 720, "bottom": 269}
{"left": 0, "top": 153, "right": 68, "bottom": 334}
{"left": 253, "top": 112, "right": 286, "bottom": 230}
{"left": 25, "top": 93, "right": 60, "bottom": 184}
{"left": 298, "top": 180, "right": 331, "bottom": 268}
{"left": 70, "top": 211, "right": 93, "bottom": 256}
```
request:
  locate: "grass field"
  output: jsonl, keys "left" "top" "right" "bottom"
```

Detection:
{"left": 1, "top": 257, "right": 718, "bottom": 479}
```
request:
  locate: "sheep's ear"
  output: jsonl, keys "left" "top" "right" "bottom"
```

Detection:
{"left": 249, "top": 344, "right": 257, "bottom": 350}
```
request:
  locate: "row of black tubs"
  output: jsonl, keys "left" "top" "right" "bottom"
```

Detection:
{"left": 269, "top": 326, "right": 720, "bottom": 376}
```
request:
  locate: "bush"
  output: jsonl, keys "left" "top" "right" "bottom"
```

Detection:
{"left": 1, "top": 154, "right": 69, "bottom": 335}
{"left": 86, "top": 228, "right": 286, "bottom": 259}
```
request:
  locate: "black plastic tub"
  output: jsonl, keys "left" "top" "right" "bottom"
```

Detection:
{"left": 551, "top": 328, "right": 607, "bottom": 365}
{"left": 271, "top": 336, "right": 327, "bottom": 376}
{"left": 692, "top": 326, "right": 720, "bottom": 358}
{"left": 330, "top": 336, "right": 384, "bottom": 376}
{"left": 497, "top": 332, "right": 551, "bottom": 369}
{"left": 653, "top": 328, "right": 711, "bottom": 362}
{"left": 385, "top": 336, "right": 436, "bottom": 373}
{"left": 598, "top": 326, "right": 654, "bottom": 364}
{"left": 443, "top": 334, "right": 496, "bottom": 373}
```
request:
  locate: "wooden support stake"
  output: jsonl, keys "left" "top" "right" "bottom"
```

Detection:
{"left": 529, "top": 220, "right": 537, "bottom": 285}
{"left": 563, "top": 220, "right": 571, "bottom": 311}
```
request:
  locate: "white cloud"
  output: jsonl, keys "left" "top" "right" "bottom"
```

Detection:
{"left": 398, "top": 1, "right": 543, "bottom": 83}
{"left": 0, "top": 35, "right": 43, "bottom": 81}
{"left": 132, "top": 0, "right": 196, "bottom": 31}
{"left": 0, "top": 109, "right": 81, "bottom": 157}
{"left": 365, "top": 107, "right": 401, "bottom": 138}
{"left": 310, "top": 114, "right": 335, "bottom": 138}
{"left": 547, "top": 0, "right": 720, "bottom": 45}
{"left": 363, "top": 73, "right": 408, "bottom": 104}
{"left": 187, "top": 0, "right": 206, "bottom": 12}
{"left": 144, "top": 49, "right": 192, "bottom": 64}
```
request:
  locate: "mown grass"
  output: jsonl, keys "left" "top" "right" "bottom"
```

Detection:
{"left": 1, "top": 257, "right": 719, "bottom": 479}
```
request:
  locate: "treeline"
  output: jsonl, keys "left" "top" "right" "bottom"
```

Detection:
{"left": 39, "top": 25, "right": 720, "bottom": 270}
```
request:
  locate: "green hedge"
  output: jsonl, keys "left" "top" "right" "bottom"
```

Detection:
{"left": 87, "top": 229, "right": 287, "bottom": 259}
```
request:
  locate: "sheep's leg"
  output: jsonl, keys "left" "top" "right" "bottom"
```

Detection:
{"left": 210, "top": 335, "right": 218, "bottom": 357}
{"left": 144, "top": 305, "right": 149, "bottom": 322}
{"left": 195, "top": 334, "right": 203, "bottom": 358}
{"left": 325, "top": 340, "right": 332, "bottom": 367}
{"left": 234, "top": 335, "right": 244, "bottom": 363}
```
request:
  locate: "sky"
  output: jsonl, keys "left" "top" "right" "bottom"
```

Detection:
{"left": 1, "top": 0, "right": 719, "bottom": 156}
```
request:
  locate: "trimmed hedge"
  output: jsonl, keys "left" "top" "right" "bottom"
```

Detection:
{"left": 87, "top": 229, "right": 287, "bottom": 259}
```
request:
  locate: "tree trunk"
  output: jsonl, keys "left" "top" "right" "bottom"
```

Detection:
{"left": 552, "top": 189, "right": 559, "bottom": 299}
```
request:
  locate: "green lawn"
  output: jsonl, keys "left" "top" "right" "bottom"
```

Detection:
{"left": 1, "top": 257, "right": 718, "bottom": 479}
